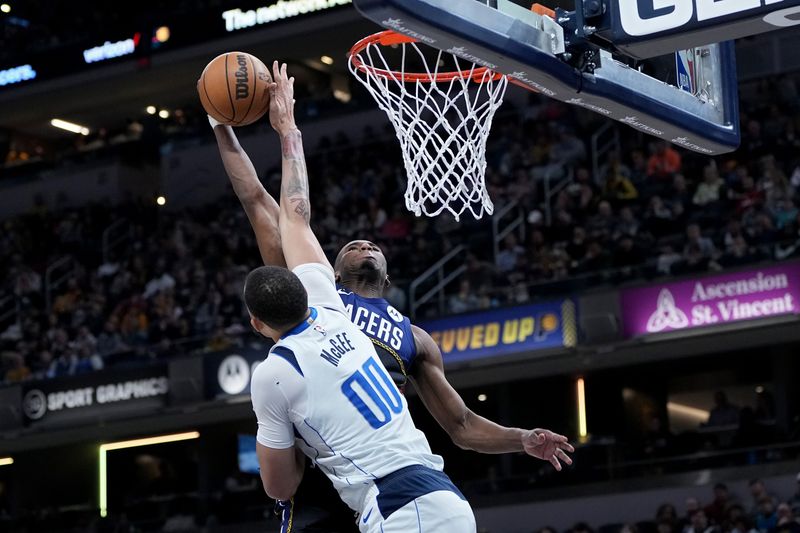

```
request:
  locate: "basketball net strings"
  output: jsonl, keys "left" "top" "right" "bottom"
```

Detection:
{"left": 351, "top": 41, "right": 507, "bottom": 220}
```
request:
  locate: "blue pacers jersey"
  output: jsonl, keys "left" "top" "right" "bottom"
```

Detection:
{"left": 337, "top": 287, "right": 417, "bottom": 388}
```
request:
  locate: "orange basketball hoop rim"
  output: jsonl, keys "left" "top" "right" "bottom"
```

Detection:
{"left": 348, "top": 30, "right": 503, "bottom": 84}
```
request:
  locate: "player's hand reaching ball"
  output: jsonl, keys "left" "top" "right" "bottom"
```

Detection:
{"left": 268, "top": 61, "right": 297, "bottom": 136}
{"left": 521, "top": 428, "right": 575, "bottom": 471}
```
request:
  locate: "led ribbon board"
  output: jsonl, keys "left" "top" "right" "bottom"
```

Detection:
{"left": 352, "top": 0, "right": 740, "bottom": 154}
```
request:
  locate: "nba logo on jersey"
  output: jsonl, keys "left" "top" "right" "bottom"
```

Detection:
{"left": 675, "top": 49, "right": 696, "bottom": 95}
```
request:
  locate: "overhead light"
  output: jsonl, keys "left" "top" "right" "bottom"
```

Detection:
{"left": 320, "top": 55, "right": 334, "bottom": 65}
{"left": 577, "top": 378, "right": 587, "bottom": 442}
{"left": 0, "top": 4, "right": 10, "bottom": 14}
{"left": 667, "top": 401, "right": 709, "bottom": 420}
{"left": 99, "top": 431, "right": 199, "bottom": 517}
{"left": 156, "top": 196, "right": 166, "bottom": 206}
{"left": 477, "top": 394, "right": 487, "bottom": 402}
{"left": 51, "top": 118, "right": 90, "bottom": 136}
{"left": 755, "top": 385, "right": 765, "bottom": 394}
{"left": 333, "top": 89, "right": 351, "bottom": 103}
{"left": 158, "top": 109, "right": 169, "bottom": 119}
{"left": 146, "top": 105, "right": 156, "bottom": 115}
{"left": 0, "top": 457, "right": 13, "bottom": 466}
{"left": 154, "top": 26, "right": 170, "bottom": 43}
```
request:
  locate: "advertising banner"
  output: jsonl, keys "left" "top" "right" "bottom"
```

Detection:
{"left": 419, "top": 300, "right": 578, "bottom": 365}
{"left": 620, "top": 263, "right": 800, "bottom": 337}
{"left": 21, "top": 365, "right": 169, "bottom": 427}
{"left": 204, "top": 343, "right": 271, "bottom": 399}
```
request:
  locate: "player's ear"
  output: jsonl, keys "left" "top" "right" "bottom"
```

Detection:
{"left": 385, "top": 275, "right": 391, "bottom": 287}
{"left": 334, "top": 271, "right": 341, "bottom": 283}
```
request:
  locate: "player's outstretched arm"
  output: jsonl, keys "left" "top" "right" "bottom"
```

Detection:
{"left": 210, "top": 118, "right": 287, "bottom": 268}
{"left": 410, "top": 325, "right": 575, "bottom": 470}
{"left": 268, "top": 61, "right": 331, "bottom": 271}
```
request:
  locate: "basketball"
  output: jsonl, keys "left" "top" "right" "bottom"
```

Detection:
{"left": 197, "top": 51, "right": 271, "bottom": 126}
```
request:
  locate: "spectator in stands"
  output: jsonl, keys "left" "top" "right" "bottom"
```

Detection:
{"left": 496, "top": 234, "right": 525, "bottom": 273}
{"left": 449, "top": 280, "right": 480, "bottom": 314}
{"left": 613, "top": 206, "right": 640, "bottom": 240}
{"left": 587, "top": 201, "right": 616, "bottom": 241}
{"left": 790, "top": 473, "right": 800, "bottom": 515}
{"left": 749, "top": 480, "right": 779, "bottom": 517}
{"left": 775, "top": 503, "right": 800, "bottom": 533}
{"left": 550, "top": 126, "right": 587, "bottom": 166}
{"left": 706, "top": 391, "right": 740, "bottom": 427}
{"left": 705, "top": 483, "right": 735, "bottom": 526}
{"left": 645, "top": 196, "right": 675, "bottom": 238}
{"left": 693, "top": 164, "right": 727, "bottom": 214}
{"left": 601, "top": 163, "right": 639, "bottom": 207}
{"left": 3, "top": 351, "right": 30, "bottom": 382}
{"left": 755, "top": 497, "right": 778, "bottom": 532}
{"left": 647, "top": 141, "right": 682, "bottom": 183}
{"left": 566, "top": 227, "right": 588, "bottom": 267}
{"left": 658, "top": 503, "right": 680, "bottom": 533}
{"left": 685, "top": 224, "right": 717, "bottom": 259}
{"left": 685, "top": 510, "right": 719, "bottom": 533}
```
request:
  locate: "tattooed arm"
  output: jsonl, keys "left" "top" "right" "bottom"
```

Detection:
{"left": 268, "top": 61, "right": 332, "bottom": 271}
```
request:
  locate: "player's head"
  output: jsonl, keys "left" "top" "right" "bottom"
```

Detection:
{"left": 243, "top": 266, "right": 308, "bottom": 340}
{"left": 334, "top": 240, "right": 388, "bottom": 290}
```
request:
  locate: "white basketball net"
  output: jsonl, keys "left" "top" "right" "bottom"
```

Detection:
{"left": 349, "top": 35, "right": 508, "bottom": 220}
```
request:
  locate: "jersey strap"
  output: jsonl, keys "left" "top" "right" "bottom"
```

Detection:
{"left": 275, "top": 498, "right": 295, "bottom": 533}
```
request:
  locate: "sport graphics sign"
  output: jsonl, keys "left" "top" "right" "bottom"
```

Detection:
{"left": 418, "top": 300, "right": 577, "bottom": 365}
{"left": 620, "top": 263, "right": 800, "bottom": 337}
{"left": 22, "top": 366, "right": 168, "bottom": 426}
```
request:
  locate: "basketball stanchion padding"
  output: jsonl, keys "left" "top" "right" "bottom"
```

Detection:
{"left": 348, "top": 31, "right": 508, "bottom": 221}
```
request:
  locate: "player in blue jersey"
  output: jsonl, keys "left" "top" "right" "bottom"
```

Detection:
{"left": 247, "top": 61, "right": 476, "bottom": 533}
{"left": 212, "top": 64, "right": 573, "bottom": 532}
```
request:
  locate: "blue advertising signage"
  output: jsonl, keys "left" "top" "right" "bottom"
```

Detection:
{"left": 419, "top": 300, "right": 578, "bottom": 365}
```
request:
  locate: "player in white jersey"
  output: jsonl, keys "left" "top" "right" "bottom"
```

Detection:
{"left": 245, "top": 61, "right": 476, "bottom": 532}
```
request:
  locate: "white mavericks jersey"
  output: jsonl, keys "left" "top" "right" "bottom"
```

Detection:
{"left": 250, "top": 263, "right": 444, "bottom": 513}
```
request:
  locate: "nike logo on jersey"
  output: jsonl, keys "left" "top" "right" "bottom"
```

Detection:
{"left": 362, "top": 508, "right": 373, "bottom": 523}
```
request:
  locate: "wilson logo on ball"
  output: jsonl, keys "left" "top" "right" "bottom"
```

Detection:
{"left": 235, "top": 54, "right": 249, "bottom": 99}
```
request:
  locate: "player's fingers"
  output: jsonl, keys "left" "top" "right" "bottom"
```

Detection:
{"left": 561, "top": 442, "right": 575, "bottom": 453}
{"left": 557, "top": 449, "right": 573, "bottom": 465}
{"left": 281, "top": 63, "right": 288, "bottom": 79}
{"left": 549, "top": 455, "right": 562, "bottom": 471}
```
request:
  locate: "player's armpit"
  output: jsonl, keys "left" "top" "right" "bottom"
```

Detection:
{"left": 257, "top": 443, "right": 305, "bottom": 502}
{"left": 409, "top": 325, "right": 525, "bottom": 454}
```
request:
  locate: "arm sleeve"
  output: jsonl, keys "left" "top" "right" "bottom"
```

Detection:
{"left": 292, "top": 263, "right": 346, "bottom": 313}
{"left": 250, "top": 361, "right": 295, "bottom": 449}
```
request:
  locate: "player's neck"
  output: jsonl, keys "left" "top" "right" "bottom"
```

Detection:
{"left": 341, "top": 277, "right": 384, "bottom": 299}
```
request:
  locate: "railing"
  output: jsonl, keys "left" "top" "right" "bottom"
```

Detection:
{"left": 461, "top": 438, "right": 800, "bottom": 497}
{"left": 101, "top": 219, "right": 132, "bottom": 264}
{"left": 591, "top": 121, "right": 620, "bottom": 182}
{"left": 543, "top": 165, "right": 574, "bottom": 225}
{"left": 45, "top": 256, "right": 78, "bottom": 315}
{"left": 492, "top": 200, "right": 525, "bottom": 262}
{"left": 409, "top": 245, "right": 468, "bottom": 320}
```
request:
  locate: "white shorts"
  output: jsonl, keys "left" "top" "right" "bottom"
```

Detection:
{"left": 358, "top": 466, "right": 476, "bottom": 533}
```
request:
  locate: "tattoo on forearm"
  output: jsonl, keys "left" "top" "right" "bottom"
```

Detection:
{"left": 280, "top": 129, "right": 311, "bottom": 223}
{"left": 291, "top": 199, "right": 310, "bottom": 222}
{"left": 282, "top": 130, "right": 304, "bottom": 161}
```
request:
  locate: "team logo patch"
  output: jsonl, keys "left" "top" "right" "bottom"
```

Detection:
{"left": 386, "top": 305, "right": 403, "bottom": 323}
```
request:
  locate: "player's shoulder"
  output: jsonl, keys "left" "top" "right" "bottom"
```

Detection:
{"left": 254, "top": 343, "right": 303, "bottom": 380}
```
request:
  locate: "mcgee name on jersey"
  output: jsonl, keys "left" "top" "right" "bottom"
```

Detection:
{"left": 344, "top": 304, "right": 404, "bottom": 350}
